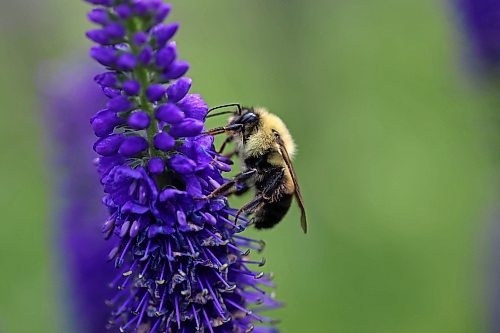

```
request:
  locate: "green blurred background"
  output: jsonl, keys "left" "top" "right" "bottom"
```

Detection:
{"left": 0, "top": 0, "right": 498, "bottom": 332}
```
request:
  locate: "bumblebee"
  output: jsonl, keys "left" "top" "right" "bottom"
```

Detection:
{"left": 201, "top": 103, "right": 307, "bottom": 233}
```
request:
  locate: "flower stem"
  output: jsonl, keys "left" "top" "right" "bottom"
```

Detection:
{"left": 128, "top": 18, "right": 158, "bottom": 157}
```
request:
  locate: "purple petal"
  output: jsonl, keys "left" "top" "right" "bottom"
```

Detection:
{"left": 155, "top": 3, "right": 172, "bottom": 23}
{"left": 91, "top": 108, "right": 123, "bottom": 137}
{"left": 168, "top": 154, "right": 196, "bottom": 174}
{"left": 85, "top": 0, "right": 112, "bottom": 6}
{"left": 152, "top": 23, "right": 179, "bottom": 48}
{"left": 148, "top": 157, "right": 165, "bottom": 174}
{"left": 153, "top": 132, "right": 176, "bottom": 151}
{"left": 122, "top": 201, "right": 149, "bottom": 214}
{"left": 132, "top": 32, "right": 148, "bottom": 46}
{"left": 94, "top": 72, "right": 117, "bottom": 88}
{"left": 161, "top": 60, "right": 190, "bottom": 80}
{"left": 177, "top": 94, "right": 208, "bottom": 120}
{"left": 118, "top": 136, "right": 148, "bottom": 157}
{"left": 94, "top": 134, "right": 124, "bottom": 156}
{"left": 115, "top": 4, "right": 132, "bottom": 18}
{"left": 87, "top": 8, "right": 110, "bottom": 25}
{"left": 90, "top": 46, "right": 116, "bottom": 67}
{"left": 107, "top": 95, "right": 132, "bottom": 112}
{"left": 155, "top": 103, "right": 185, "bottom": 124}
{"left": 122, "top": 80, "right": 141, "bottom": 96}
{"left": 156, "top": 42, "right": 177, "bottom": 69}
{"left": 127, "top": 111, "right": 150, "bottom": 129}
{"left": 116, "top": 53, "right": 137, "bottom": 71}
{"left": 166, "top": 77, "right": 192, "bottom": 103}
{"left": 169, "top": 118, "right": 204, "bottom": 138}
{"left": 86, "top": 29, "right": 110, "bottom": 45}
{"left": 104, "top": 23, "right": 126, "bottom": 40}
{"left": 146, "top": 84, "right": 166, "bottom": 102}
{"left": 138, "top": 46, "right": 153, "bottom": 65}
{"left": 159, "top": 188, "right": 185, "bottom": 201}
{"left": 184, "top": 175, "right": 202, "bottom": 197}
{"left": 133, "top": 2, "right": 149, "bottom": 15}
{"left": 102, "top": 87, "right": 120, "bottom": 98}
{"left": 148, "top": 224, "right": 175, "bottom": 238}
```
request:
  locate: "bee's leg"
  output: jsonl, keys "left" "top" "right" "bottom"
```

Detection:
{"left": 217, "top": 135, "right": 234, "bottom": 154}
{"left": 203, "top": 124, "right": 243, "bottom": 136}
{"left": 221, "top": 182, "right": 251, "bottom": 197}
{"left": 234, "top": 182, "right": 251, "bottom": 196}
{"left": 235, "top": 195, "right": 265, "bottom": 223}
{"left": 197, "top": 169, "right": 257, "bottom": 200}
{"left": 261, "top": 167, "right": 286, "bottom": 201}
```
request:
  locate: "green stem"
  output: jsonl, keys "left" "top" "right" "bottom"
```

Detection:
{"left": 127, "top": 18, "right": 159, "bottom": 158}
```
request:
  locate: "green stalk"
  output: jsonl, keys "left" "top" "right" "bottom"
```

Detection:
{"left": 127, "top": 18, "right": 159, "bottom": 157}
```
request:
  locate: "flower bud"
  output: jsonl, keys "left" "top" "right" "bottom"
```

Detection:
{"left": 166, "top": 77, "right": 192, "bottom": 103}
{"left": 153, "top": 132, "right": 175, "bottom": 151}
{"left": 119, "top": 136, "right": 148, "bottom": 157}
{"left": 127, "top": 111, "right": 150, "bottom": 129}
{"left": 155, "top": 103, "right": 184, "bottom": 124}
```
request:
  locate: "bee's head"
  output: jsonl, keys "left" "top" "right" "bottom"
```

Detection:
{"left": 229, "top": 107, "right": 257, "bottom": 124}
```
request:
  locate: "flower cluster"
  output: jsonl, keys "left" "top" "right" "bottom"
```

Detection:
{"left": 40, "top": 62, "right": 115, "bottom": 333}
{"left": 85, "top": 1, "right": 279, "bottom": 332}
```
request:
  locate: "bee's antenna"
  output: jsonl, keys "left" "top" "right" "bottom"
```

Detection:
{"left": 207, "top": 103, "right": 242, "bottom": 117}
{"left": 206, "top": 110, "right": 237, "bottom": 119}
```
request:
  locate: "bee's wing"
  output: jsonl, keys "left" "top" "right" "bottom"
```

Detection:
{"left": 273, "top": 131, "right": 307, "bottom": 234}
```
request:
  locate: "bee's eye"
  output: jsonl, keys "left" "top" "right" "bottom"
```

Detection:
{"left": 240, "top": 112, "right": 258, "bottom": 124}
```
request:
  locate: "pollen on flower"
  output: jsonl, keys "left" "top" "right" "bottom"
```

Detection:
{"left": 84, "top": 0, "right": 280, "bottom": 332}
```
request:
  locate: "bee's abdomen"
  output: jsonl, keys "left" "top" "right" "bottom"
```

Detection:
{"left": 254, "top": 193, "right": 293, "bottom": 229}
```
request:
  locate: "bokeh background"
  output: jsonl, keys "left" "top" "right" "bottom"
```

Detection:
{"left": 0, "top": 0, "right": 499, "bottom": 332}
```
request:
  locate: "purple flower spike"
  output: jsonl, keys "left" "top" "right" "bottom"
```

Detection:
{"left": 153, "top": 131, "right": 175, "bottom": 151}
{"left": 146, "top": 83, "right": 166, "bottom": 102}
{"left": 40, "top": 61, "right": 114, "bottom": 333}
{"left": 167, "top": 77, "right": 192, "bottom": 103}
{"left": 119, "top": 136, "right": 148, "bottom": 157}
{"left": 85, "top": 1, "right": 279, "bottom": 332}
